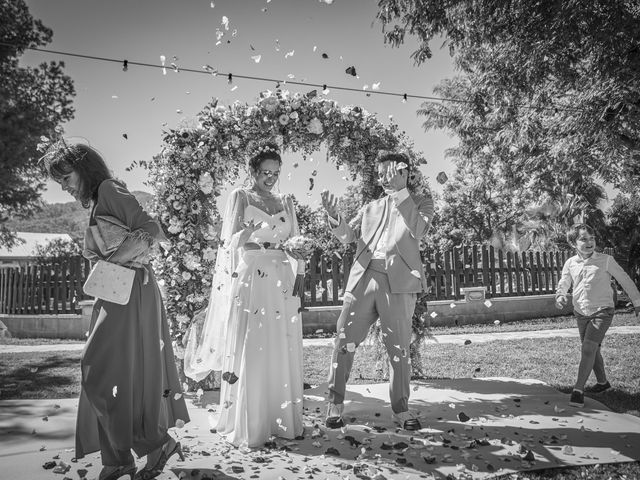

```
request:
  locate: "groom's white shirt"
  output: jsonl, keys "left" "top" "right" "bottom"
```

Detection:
{"left": 328, "top": 187, "right": 433, "bottom": 294}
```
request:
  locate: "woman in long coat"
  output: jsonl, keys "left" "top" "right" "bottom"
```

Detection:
{"left": 42, "top": 142, "right": 189, "bottom": 480}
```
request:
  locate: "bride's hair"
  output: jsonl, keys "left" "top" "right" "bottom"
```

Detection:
{"left": 248, "top": 141, "right": 282, "bottom": 172}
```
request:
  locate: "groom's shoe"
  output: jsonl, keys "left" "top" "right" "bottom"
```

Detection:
{"left": 392, "top": 410, "right": 422, "bottom": 431}
{"left": 325, "top": 403, "right": 345, "bottom": 429}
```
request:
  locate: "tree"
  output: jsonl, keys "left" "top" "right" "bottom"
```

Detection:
{"left": 376, "top": 0, "right": 640, "bottom": 193}
{"left": 0, "top": 0, "right": 75, "bottom": 248}
{"left": 429, "top": 154, "right": 532, "bottom": 250}
{"left": 608, "top": 192, "right": 640, "bottom": 284}
{"left": 33, "top": 237, "right": 83, "bottom": 265}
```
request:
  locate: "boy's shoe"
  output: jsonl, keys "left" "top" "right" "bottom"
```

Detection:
{"left": 325, "top": 403, "right": 345, "bottom": 429}
{"left": 392, "top": 410, "right": 422, "bottom": 431}
{"left": 569, "top": 390, "right": 584, "bottom": 407}
{"left": 585, "top": 381, "right": 611, "bottom": 394}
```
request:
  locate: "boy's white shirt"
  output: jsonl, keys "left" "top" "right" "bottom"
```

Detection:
{"left": 556, "top": 251, "right": 640, "bottom": 316}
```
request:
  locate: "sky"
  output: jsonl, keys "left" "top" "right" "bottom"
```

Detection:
{"left": 22, "top": 0, "right": 459, "bottom": 210}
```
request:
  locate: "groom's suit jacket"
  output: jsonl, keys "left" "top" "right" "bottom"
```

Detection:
{"left": 332, "top": 188, "right": 434, "bottom": 294}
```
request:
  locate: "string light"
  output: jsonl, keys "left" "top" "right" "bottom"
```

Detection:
{"left": 0, "top": 41, "right": 596, "bottom": 114}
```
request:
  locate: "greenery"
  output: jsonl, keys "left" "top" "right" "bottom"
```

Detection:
{"left": 608, "top": 191, "right": 640, "bottom": 284}
{"left": 32, "top": 236, "right": 82, "bottom": 263}
{"left": 0, "top": 0, "right": 75, "bottom": 248}
{"left": 375, "top": 0, "right": 640, "bottom": 252}
{"left": 147, "top": 89, "right": 430, "bottom": 352}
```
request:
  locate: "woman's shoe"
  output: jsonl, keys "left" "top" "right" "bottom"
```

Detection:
{"left": 135, "top": 438, "right": 184, "bottom": 480}
{"left": 99, "top": 464, "right": 137, "bottom": 480}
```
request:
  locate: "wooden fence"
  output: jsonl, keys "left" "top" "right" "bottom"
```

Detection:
{"left": 0, "top": 247, "right": 621, "bottom": 313}
{"left": 0, "top": 256, "right": 91, "bottom": 315}
{"left": 302, "top": 246, "right": 585, "bottom": 306}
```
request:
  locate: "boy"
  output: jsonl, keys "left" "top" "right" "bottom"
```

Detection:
{"left": 556, "top": 224, "right": 640, "bottom": 407}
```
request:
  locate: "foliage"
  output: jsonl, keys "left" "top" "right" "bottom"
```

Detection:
{"left": 146, "top": 89, "right": 430, "bottom": 358}
{"left": 33, "top": 237, "right": 82, "bottom": 265}
{"left": 0, "top": 0, "right": 75, "bottom": 248}
{"left": 608, "top": 192, "right": 640, "bottom": 283}
{"left": 376, "top": 0, "right": 640, "bottom": 246}
{"left": 429, "top": 155, "right": 533, "bottom": 251}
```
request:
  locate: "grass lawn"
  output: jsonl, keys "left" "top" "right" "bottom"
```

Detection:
{"left": 424, "top": 309, "right": 639, "bottom": 336}
{"left": 1, "top": 331, "right": 638, "bottom": 479}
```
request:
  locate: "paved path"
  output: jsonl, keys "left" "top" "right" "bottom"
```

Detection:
{"left": 2, "top": 325, "right": 638, "bottom": 353}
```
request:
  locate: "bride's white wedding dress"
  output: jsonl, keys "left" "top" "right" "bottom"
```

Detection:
{"left": 185, "top": 188, "right": 305, "bottom": 448}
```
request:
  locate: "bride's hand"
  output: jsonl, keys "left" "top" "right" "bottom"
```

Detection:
{"left": 238, "top": 220, "right": 261, "bottom": 246}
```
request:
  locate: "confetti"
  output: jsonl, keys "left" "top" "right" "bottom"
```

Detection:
{"left": 112, "top": 386, "right": 118, "bottom": 397}
{"left": 285, "top": 50, "right": 295, "bottom": 58}
{"left": 484, "top": 299, "right": 493, "bottom": 307}
{"left": 436, "top": 171, "right": 448, "bottom": 184}
{"left": 251, "top": 54, "right": 262, "bottom": 63}
{"left": 222, "top": 371, "right": 239, "bottom": 384}
{"left": 345, "top": 66, "right": 357, "bottom": 76}
{"left": 430, "top": 311, "right": 438, "bottom": 318}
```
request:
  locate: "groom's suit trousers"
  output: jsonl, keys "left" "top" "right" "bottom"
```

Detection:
{"left": 327, "top": 259, "right": 416, "bottom": 413}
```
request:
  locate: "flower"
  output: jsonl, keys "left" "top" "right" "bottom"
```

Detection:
{"left": 203, "top": 247, "right": 217, "bottom": 261}
{"left": 282, "top": 235, "right": 317, "bottom": 259}
{"left": 198, "top": 172, "right": 214, "bottom": 194}
{"left": 278, "top": 114, "right": 290, "bottom": 126}
{"left": 307, "top": 117, "right": 324, "bottom": 135}
{"left": 183, "top": 252, "right": 201, "bottom": 271}
{"left": 261, "top": 96, "right": 279, "bottom": 112}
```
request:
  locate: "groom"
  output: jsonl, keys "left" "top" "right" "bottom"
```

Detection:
{"left": 321, "top": 151, "right": 434, "bottom": 431}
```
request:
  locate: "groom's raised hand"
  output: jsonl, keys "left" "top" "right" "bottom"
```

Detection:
{"left": 321, "top": 189, "right": 339, "bottom": 220}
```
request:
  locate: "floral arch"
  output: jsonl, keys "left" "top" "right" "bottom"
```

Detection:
{"left": 147, "top": 89, "right": 431, "bottom": 368}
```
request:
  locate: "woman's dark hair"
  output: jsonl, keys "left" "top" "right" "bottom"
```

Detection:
{"left": 566, "top": 223, "right": 595, "bottom": 245}
{"left": 42, "top": 143, "right": 112, "bottom": 208}
{"left": 248, "top": 141, "right": 282, "bottom": 172}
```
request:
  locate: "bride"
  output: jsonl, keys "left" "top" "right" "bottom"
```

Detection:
{"left": 184, "top": 141, "right": 305, "bottom": 448}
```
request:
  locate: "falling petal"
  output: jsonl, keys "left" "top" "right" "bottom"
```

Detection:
{"left": 112, "top": 386, "right": 118, "bottom": 397}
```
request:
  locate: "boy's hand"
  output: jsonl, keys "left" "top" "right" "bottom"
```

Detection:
{"left": 555, "top": 295, "right": 568, "bottom": 310}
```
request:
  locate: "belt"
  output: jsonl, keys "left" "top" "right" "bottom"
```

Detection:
{"left": 368, "top": 258, "right": 387, "bottom": 273}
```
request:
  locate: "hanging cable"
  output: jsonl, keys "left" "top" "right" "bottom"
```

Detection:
{"left": 1, "top": 41, "right": 593, "bottom": 113}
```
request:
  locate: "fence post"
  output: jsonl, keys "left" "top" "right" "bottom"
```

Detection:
{"left": 505, "top": 251, "right": 514, "bottom": 295}
{"left": 489, "top": 246, "right": 496, "bottom": 297}
{"left": 330, "top": 253, "right": 340, "bottom": 305}
{"left": 434, "top": 250, "right": 443, "bottom": 300}
{"left": 497, "top": 249, "right": 505, "bottom": 297}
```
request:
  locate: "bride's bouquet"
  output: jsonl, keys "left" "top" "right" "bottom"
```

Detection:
{"left": 282, "top": 235, "right": 317, "bottom": 260}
